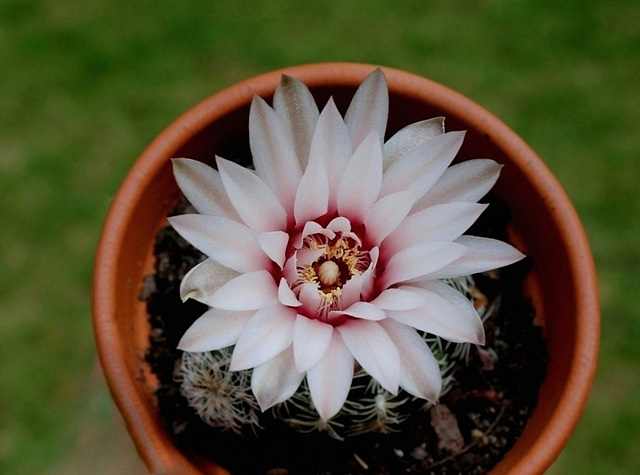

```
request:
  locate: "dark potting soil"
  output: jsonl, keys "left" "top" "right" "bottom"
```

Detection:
{"left": 142, "top": 195, "right": 546, "bottom": 474}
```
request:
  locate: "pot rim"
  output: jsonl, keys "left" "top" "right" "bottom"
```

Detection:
{"left": 93, "top": 62, "right": 599, "bottom": 474}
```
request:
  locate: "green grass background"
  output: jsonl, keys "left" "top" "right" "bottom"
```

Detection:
{"left": 1, "top": 0, "right": 638, "bottom": 472}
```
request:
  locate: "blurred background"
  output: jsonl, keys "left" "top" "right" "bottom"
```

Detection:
{"left": 1, "top": 0, "right": 638, "bottom": 473}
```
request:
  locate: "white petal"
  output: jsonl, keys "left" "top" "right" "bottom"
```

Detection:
{"left": 292, "top": 315, "right": 334, "bottom": 372}
{"left": 258, "top": 231, "right": 289, "bottom": 269}
{"left": 379, "top": 241, "right": 467, "bottom": 289}
{"left": 337, "top": 319, "right": 400, "bottom": 394}
{"left": 337, "top": 132, "right": 383, "bottom": 224}
{"left": 379, "top": 319, "right": 442, "bottom": 402}
{"left": 371, "top": 288, "right": 424, "bottom": 311}
{"left": 252, "top": 346, "right": 304, "bottom": 411}
{"left": 330, "top": 301, "right": 386, "bottom": 321}
{"left": 179, "top": 259, "right": 240, "bottom": 304}
{"left": 388, "top": 284, "right": 484, "bottom": 344}
{"left": 230, "top": 305, "right": 296, "bottom": 370}
{"left": 383, "top": 202, "right": 488, "bottom": 256}
{"left": 382, "top": 117, "right": 445, "bottom": 171}
{"left": 273, "top": 74, "right": 319, "bottom": 169}
{"left": 294, "top": 152, "right": 329, "bottom": 225}
{"left": 278, "top": 278, "right": 301, "bottom": 307}
{"left": 208, "top": 270, "right": 279, "bottom": 310}
{"left": 177, "top": 308, "right": 254, "bottom": 352}
{"left": 309, "top": 98, "right": 353, "bottom": 213}
{"left": 344, "top": 68, "right": 388, "bottom": 149}
{"left": 172, "top": 158, "right": 240, "bottom": 220}
{"left": 307, "top": 331, "right": 354, "bottom": 421}
{"left": 418, "top": 281, "right": 485, "bottom": 345}
{"left": 380, "top": 131, "right": 465, "bottom": 200}
{"left": 250, "top": 95, "right": 302, "bottom": 214}
{"left": 428, "top": 235, "right": 526, "bottom": 280}
{"left": 363, "top": 190, "right": 414, "bottom": 246}
{"left": 216, "top": 156, "right": 287, "bottom": 232}
{"left": 169, "top": 214, "right": 270, "bottom": 273}
{"left": 413, "top": 159, "right": 502, "bottom": 211}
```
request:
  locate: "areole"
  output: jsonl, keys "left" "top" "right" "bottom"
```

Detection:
{"left": 93, "top": 63, "right": 599, "bottom": 474}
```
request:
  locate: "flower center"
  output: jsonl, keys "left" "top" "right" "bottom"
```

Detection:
{"left": 296, "top": 234, "right": 370, "bottom": 313}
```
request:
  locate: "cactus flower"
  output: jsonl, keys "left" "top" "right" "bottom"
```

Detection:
{"left": 169, "top": 69, "right": 524, "bottom": 421}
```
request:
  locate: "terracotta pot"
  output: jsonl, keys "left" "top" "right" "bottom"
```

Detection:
{"left": 93, "top": 63, "right": 599, "bottom": 474}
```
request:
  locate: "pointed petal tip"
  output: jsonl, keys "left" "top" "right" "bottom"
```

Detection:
{"left": 279, "top": 73, "right": 302, "bottom": 88}
{"left": 170, "top": 156, "right": 190, "bottom": 170}
{"left": 181, "top": 289, "right": 198, "bottom": 303}
{"left": 250, "top": 93, "right": 265, "bottom": 106}
{"left": 477, "top": 331, "right": 486, "bottom": 346}
{"left": 369, "top": 66, "right": 387, "bottom": 82}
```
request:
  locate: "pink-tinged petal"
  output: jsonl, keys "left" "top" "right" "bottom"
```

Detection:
{"left": 169, "top": 214, "right": 270, "bottom": 273}
{"left": 413, "top": 159, "right": 502, "bottom": 211}
{"left": 179, "top": 259, "right": 240, "bottom": 304}
{"left": 216, "top": 156, "right": 287, "bottom": 232}
{"left": 363, "top": 190, "right": 414, "bottom": 246}
{"left": 172, "top": 158, "right": 240, "bottom": 220}
{"left": 208, "top": 270, "right": 279, "bottom": 310}
{"left": 427, "top": 235, "right": 526, "bottom": 280}
{"left": 294, "top": 153, "right": 329, "bottom": 225}
{"left": 339, "top": 273, "right": 363, "bottom": 310}
{"left": 298, "top": 282, "right": 324, "bottom": 315}
{"left": 230, "top": 305, "right": 296, "bottom": 371}
{"left": 301, "top": 221, "right": 335, "bottom": 241}
{"left": 326, "top": 217, "right": 361, "bottom": 245}
{"left": 330, "top": 301, "right": 386, "bottom": 321}
{"left": 307, "top": 332, "right": 354, "bottom": 421}
{"left": 296, "top": 248, "right": 326, "bottom": 267}
{"left": 252, "top": 346, "right": 304, "bottom": 411}
{"left": 309, "top": 98, "right": 353, "bottom": 212}
{"left": 344, "top": 68, "right": 388, "bottom": 149}
{"left": 382, "top": 117, "right": 445, "bottom": 171}
{"left": 383, "top": 202, "right": 488, "bottom": 256}
{"left": 282, "top": 253, "right": 299, "bottom": 286}
{"left": 258, "top": 231, "right": 289, "bottom": 269}
{"left": 249, "top": 95, "right": 302, "bottom": 214}
{"left": 388, "top": 284, "right": 484, "bottom": 344}
{"left": 359, "top": 246, "right": 379, "bottom": 301}
{"left": 273, "top": 74, "right": 319, "bottom": 169}
{"left": 380, "top": 131, "right": 465, "bottom": 200}
{"left": 326, "top": 216, "right": 352, "bottom": 234}
{"left": 371, "top": 288, "right": 424, "bottom": 311}
{"left": 337, "top": 132, "right": 383, "bottom": 224}
{"left": 292, "top": 315, "right": 333, "bottom": 372}
{"left": 177, "top": 308, "right": 254, "bottom": 352}
{"left": 337, "top": 319, "right": 400, "bottom": 394}
{"left": 379, "top": 241, "right": 467, "bottom": 289}
{"left": 289, "top": 221, "right": 332, "bottom": 256}
{"left": 379, "top": 319, "right": 442, "bottom": 402}
{"left": 278, "top": 278, "right": 301, "bottom": 307}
